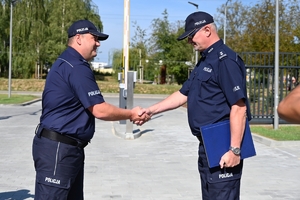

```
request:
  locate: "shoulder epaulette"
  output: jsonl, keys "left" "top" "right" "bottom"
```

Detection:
{"left": 218, "top": 50, "right": 228, "bottom": 60}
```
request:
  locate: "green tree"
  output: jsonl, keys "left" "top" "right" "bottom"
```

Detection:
{"left": 112, "top": 21, "right": 151, "bottom": 81}
{"left": 0, "top": 0, "right": 10, "bottom": 77}
{"left": 0, "top": 0, "right": 104, "bottom": 78}
{"left": 215, "top": 0, "right": 251, "bottom": 52}
{"left": 222, "top": 0, "right": 300, "bottom": 53}
{"left": 111, "top": 49, "right": 123, "bottom": 79}
{"left": 13, "top": 0, "right": 48, "bottom": 78}
{"left": 46, "top": 0, "right": 104, "bottom": 63}
{"left": 131, "top": 21, "right": 149, "bottom": 80}
{"left": 149, "top": 9, "right": 192, "bottom": 84}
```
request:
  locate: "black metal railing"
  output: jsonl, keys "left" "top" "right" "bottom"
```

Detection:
{"left": 240, "top": 52, "right": 300, "bottom": 123}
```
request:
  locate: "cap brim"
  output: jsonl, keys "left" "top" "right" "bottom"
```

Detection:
{"left": 177, "top": 29, "right": 194, "bottom": 41}
{"left": 90, "top": 31, "right": 109, "bottom": 41}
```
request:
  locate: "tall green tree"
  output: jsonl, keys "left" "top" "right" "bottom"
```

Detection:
{"left": 149, "top": 9, "right": 192, "bottom": 84}
{"left": 111, "top": 49, "right": 123, "bottom": 78}
{"left": 0, "top": 0, "right": 11, "bottom": 77}
{"left": 131, "top": 21, "right": 149, "bottom": 79}
{"left": 215, "top": 0, "right": 251, "bottom": 52}
{"left": 12, "top": 0, "right": 48, "bottom": 78}
{"left": 46, "top": 0, "right": 103, "bottom": 63}
{"left": 112, "top": 21, "right": 151, "bottom": 81}
{"left": 0, "top": 0, "right": 104, "bottom": 78}
{"left": 217, "top": 0, "right": 300, "bottom": 53}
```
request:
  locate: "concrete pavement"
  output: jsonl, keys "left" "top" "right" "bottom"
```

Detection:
{"left": 0, "top": 94, "right": 300, "bottom": 200}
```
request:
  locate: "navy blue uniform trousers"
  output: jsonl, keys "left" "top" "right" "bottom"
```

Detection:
{"left": 198, "top": 144, "right": 243, "bottom": 200}
{"left": 32, "top": 132, "right": 85, "bottom": 200}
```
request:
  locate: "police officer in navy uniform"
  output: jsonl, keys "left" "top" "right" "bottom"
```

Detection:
{"left": 140, "top": 11, "right": 251, "bottom": 200}
{"left": 32, "top": 19, "right": 149, "bottom": 200}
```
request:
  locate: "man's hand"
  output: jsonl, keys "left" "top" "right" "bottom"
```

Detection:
{"left": 219, "top": 150, "right": 241, "bottom": 169}
{"left": 130, "top": 107, "right": 151, "bottom": 125}
{"left": 132, "top": 107, "right": 153, "bottom": 125}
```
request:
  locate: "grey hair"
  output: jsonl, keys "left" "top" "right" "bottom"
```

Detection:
{"left": 210, "top": 22, "right": 218, "bottom": 32}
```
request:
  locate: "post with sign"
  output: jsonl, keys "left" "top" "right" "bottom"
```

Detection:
{"left": 116, "top": 0, "right": 140, "bottom": 139}
{"left": 125, "top": 71, "right": 140, "bottom": 139}
{"left": 115, "top": 71, "right": 141, "bottom": 139}
{"left": 118, "top": 72, "right": 127, "bottom": 124}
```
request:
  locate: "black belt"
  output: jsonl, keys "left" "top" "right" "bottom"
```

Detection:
{"left": 40, "top": 128, "right": 88, "bottom": 148}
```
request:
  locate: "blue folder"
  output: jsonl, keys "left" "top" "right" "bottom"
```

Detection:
{"left": 200, "top": 120, "right": 256, "bottom": 168}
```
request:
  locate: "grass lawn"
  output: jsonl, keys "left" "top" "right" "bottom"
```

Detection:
{"left": 0, "top": 94, "right": 39, "bottom": 104}
{"left": 250, "top": 125, "right": 300, "bottom": 141}
{"left": 1, "top": 78, "right": 300, "bottom": 141}
{"left": 0, "top": 78, "right": 181, "bottom": 94}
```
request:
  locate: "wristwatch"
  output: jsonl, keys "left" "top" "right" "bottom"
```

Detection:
{"left": 229, "top": 146, "right": 241, "bottom": 156}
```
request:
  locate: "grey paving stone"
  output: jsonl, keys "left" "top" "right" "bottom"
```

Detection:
{"left": 0, "top": 94, "right": 299, "bottom": 200}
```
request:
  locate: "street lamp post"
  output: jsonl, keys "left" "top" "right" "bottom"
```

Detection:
{"left": 145, "top": 59, "right": 149, "bottom": 81}
{"left": 188, "top": 1, "right": 198, "bottom": 65}
{"left": 188, "top": 1, "right": 198, "bottom": 10}
{"left": 273, "top": 0, "right": 279, "bottom": 130}
{"left": 8, "top": 0, "right": 18, "bottom": 98}
{"left": 123, "top": 0, "right": 130, "bottom": 89}
{"left": 158, "top": 60, "right": 162, "bottom": 84}
{"left": 138, "top": 48, "right": 142, "bottom": 83}
{"left": 8, "top": 1, "right": 13, "bottom": 97}
{"left": 224, "top": 0, "right": 231, "bottom": 44}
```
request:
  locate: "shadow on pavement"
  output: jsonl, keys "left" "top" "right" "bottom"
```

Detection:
{"left": 0, "top": 189, "right": 34, "bottom": 200}
{"left": 0, "top": 116, "right": 11, "bottom": 120}
{"left": 140, "top": 129, "right": 155, "bottom": 135}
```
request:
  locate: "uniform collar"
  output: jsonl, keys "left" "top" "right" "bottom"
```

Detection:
{"left": 200, "top": 39, "right": 224, "bottom": 57}
{"left": 65, "top": 46, "right": 89, "bottom": 64}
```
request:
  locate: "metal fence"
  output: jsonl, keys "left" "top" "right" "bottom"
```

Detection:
{"left": 239, "top": 52, "right": 300, "bottom": 124}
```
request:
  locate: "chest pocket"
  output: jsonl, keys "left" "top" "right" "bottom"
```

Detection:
{"left": 197, "top": 70, "right": 212, "bottom": 82}
{"left": 194, "top": 68, "right": 216, "bottom": 100}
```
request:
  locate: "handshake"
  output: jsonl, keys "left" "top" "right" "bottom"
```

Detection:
{"left": 129, "top": 106, "right": 153, "bottom": 126}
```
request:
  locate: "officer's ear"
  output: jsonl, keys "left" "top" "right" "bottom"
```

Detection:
{"left": 74, "top": 34, "right": 83, "bottom": 45}
{"left": 202, "top": 25, "right": 211, "bottom": 37}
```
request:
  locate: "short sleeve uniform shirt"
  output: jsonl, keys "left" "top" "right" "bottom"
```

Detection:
{"left": 180, "top": 40, "right": 251, "bottom": 136}
{"left": 40, "top": 47, "right": 105, "bottom": 141}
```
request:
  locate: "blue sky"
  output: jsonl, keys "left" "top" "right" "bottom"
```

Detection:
{"left": 92, "top": 0, "right": 255, "bottom": 64}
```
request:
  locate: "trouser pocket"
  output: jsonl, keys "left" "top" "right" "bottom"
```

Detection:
{"left": 33, "top": 135, "right": 84, "bottom": 200}
{"left": 198, "top": 144, "right": 243, "bottom": 200}
{"left": 207, "top": 162, "right": 243, "bottom": 183}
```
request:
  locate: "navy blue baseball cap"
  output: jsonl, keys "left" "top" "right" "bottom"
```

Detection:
{"left": 68, "top": 20, "right": 109, "bottom": 41}
{"left": 177, "top": 11, "right": 214, "bottom": 41}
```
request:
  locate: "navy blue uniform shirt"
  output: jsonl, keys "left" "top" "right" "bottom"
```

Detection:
{"left": 40, "top": 46, "right": 105, "bottom": 141}
{"left": 180, "top": 40, "right": 251, "bottom": 136}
